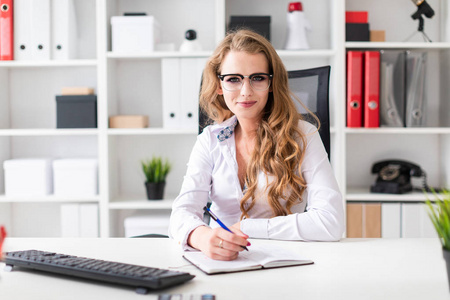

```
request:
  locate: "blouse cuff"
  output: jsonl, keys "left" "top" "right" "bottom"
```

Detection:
{"left": 178, "top": 223, "right": 207, "bottom": 251}
{"left": 241, "top": 218, "right": 269, "bottom": 239}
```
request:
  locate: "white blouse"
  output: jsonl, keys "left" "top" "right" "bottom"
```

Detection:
{"left": 169, "top": 116, "right": 345, "bottom": 250}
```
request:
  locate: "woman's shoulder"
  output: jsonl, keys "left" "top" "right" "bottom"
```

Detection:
{"left": 297, "top": 119, "right": 318, "bottom": 134}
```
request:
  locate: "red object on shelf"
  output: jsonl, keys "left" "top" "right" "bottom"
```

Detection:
{"left": 288, "top": 2, "right": 303, "bottom": 12}
{"left": 0, "top": 0, "right": 14, "bottom": 60}
{"left": 347, "top": 51, "right": 364, "bottom": 128}
{"left": 364, "top": 51, "right": 380, "bottom": 128}
{"left": 346, "top": 11, "right": 368, "bottom": 23}
{"left": 0, "top": 225, "right": 7, "bottom": 258}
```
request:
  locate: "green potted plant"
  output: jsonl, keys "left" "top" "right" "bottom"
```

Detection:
{"left": 426, "top": 189, "right": 450, "bottom": 289}
{"left": 141, "top": 157, "right": 171, "bottom": 200}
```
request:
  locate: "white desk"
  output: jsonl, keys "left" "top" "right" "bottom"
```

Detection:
{"left": 0, "top": 238, "right": 449, "bottom": 300}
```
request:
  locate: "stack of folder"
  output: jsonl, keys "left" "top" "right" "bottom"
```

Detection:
{"left": 1, "top": 0, "right": 77, "bottom": 61}
{"left": 161, "top": 58, "right": 207, "bottom": 130}
{"left": 346, "top": 50, "right": 427, "bottom": 128}
{"left": 346, "top": 51, "right": 380, "bottom": 128}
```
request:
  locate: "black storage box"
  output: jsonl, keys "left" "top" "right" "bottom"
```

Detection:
{"left": 56, "top": 95, "right": 97, "bottom": 128}
{"left": 228, "top": 16, "right": 271, "bottom": 41}
{"left": 346, "top": 23, "right": 370, "bottom": 41}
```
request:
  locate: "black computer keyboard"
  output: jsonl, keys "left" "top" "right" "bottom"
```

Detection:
{"left": 3, "top": 250, "right": 195, "bottom": 294}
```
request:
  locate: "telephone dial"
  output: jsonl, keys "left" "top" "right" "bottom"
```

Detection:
{"left": 370, "top": 159, "right": 427, "bottom": 194}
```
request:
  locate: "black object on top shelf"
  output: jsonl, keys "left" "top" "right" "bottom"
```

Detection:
{"left": 228, "top": 16, "right": 271, "bottom": 42}
{"left": 345, "top": 23, "right": 370, "bottom": 41}
{"left": 123, "top": 12, "right": 147, "bottom": 16}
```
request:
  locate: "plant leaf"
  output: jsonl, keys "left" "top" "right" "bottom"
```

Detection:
{"left": 141, "top": 156, "right": 171, "bottom": 183}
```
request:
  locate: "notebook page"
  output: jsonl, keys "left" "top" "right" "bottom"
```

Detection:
{"left": 253, "top": 244, "right": 312, "bottom": 267}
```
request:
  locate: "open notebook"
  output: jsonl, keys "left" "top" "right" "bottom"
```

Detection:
{"left": 183, "top": 244, "right": 313, "bottom": 275}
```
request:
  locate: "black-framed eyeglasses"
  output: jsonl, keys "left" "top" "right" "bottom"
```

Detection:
{"left": 217, "top": 73, "right": 273, "bottom": 91}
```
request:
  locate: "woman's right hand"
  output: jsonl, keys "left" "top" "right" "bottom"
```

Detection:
{"left": 187, "top": 226, "right": 249, "bottom": 261}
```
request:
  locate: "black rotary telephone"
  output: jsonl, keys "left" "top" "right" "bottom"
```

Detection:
{"left": 370, "top": 159, "right": 426, "bottom": 194}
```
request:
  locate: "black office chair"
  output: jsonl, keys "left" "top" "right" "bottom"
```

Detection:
{"left": 199, "top": 65, "right": 331, "bottom": 160}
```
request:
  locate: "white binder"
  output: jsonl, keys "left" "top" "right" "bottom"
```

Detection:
{"left": 13, "top": 0, "right": 33, "bottom": 60}
{"left": 31, "top": 0, "right": 51, "bottom": 60}
{"left": 180, "top": 58, "right": 207, "bottom": 130}
{"left": 51, "top": 0, "right": 77, "bottom": 60}
{"left": 162, "top": 58, "right": 206, "bottom": 130}
{"left": 162, "top": 58, "right": 182, "bottom": 129}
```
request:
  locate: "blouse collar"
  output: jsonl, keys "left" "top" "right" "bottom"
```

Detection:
{"left": 213, "top": 116, "right": 238, "bottom": 142}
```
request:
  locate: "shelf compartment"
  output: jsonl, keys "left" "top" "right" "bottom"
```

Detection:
{"left": 225, "top": 0, "right": 333, "bottom": 50}
{"left": 1, "top": 67, "right": 98, "bottom": 130}
{"left": 345, "top": 134, "right": 445, "bottom": 194}
{"left": 106, "top": 0, "right": 218, "bottom": 53}
{"left": 107, "top": 135, "right": 196, "bottom": 202}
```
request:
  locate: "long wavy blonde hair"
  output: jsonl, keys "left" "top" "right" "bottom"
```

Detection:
{"left": 200, "top": 29, "right": 308, "bottom": 219}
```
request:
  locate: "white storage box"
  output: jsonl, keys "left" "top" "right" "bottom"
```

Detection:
{"left": 124, "top": 212, "right": 170, "bottom": 237}
{"left": 3, "top": 158, "right": 53, "bottom": 196}
{"left": 111, "top": 16, "right": 161, "bottom": 53}
{"left": 53, "top": 158, "right": 98, "bottom": 197}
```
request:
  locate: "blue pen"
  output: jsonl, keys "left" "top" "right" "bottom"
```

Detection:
{"left": 203, "top": 206, "right": 249, "bottom": 251}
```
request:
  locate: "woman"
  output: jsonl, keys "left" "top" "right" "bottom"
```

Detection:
{"left": 169, "top": 29, "right": 344, "bottom": 261}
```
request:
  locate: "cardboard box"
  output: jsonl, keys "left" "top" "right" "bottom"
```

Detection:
{"left": 53, "top": 159, "right": 98, "bottom": 197}
{"left": 124, "top": 212, "right": 170, "bottom": 237}
{"left": 109, "top": 115, "right": 149, "bottom": 128}
{"left": 61, "top": 87, "right": 95, "bottom": 95}
{"left": 370, "top": 30, "right": 386, "bottom": 42}
{"left": 3, "top": 159, "right": 53, "bottom": 196}
{"left": 111, "top": 16, "right": 160, "bottom": 53}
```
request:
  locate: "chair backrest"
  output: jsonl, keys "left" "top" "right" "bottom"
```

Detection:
{"left": 199, "top": 65, "right": 331, "bottom": 160}
{"left": 288, "top": 66, "right": 331, "bottom": 160}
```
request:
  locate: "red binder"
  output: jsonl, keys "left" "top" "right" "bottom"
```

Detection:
{"left": 347, "top": 51, "right": 363, "bottom": 127}
{"left": 0, "top": 0, "right": 13, "bottom": 60}
{"left": 364, "top": 51, "right": 380, "bottom": 128}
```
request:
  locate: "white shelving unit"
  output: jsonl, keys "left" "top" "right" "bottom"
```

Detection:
{"left": 0, "top": 0, "right": 448, "bottom": 238}
{"left": 344, "top": 0, "right": 450, "bottom": 205}
{"left": 0, "top": 0, "right": 99, "bottom": 237}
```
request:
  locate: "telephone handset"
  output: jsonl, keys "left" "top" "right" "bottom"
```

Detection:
{"left": 370, "top": 159, "right": 425, "bottom": 194}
